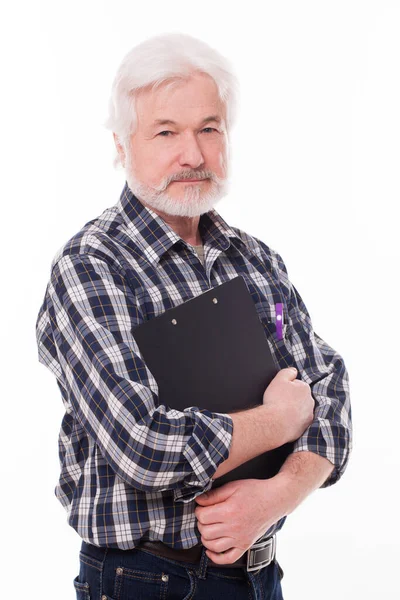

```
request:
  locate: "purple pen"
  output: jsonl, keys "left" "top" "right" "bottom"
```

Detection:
{"left": 275, "top": 303, "right": 283, "bottom": 340}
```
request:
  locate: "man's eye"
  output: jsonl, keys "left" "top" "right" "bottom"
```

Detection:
{"left": 202, "top": 127, "right": 217, "bottom": 133}
{"left": 158, "top": 131, "right": 173, "bottom": 137}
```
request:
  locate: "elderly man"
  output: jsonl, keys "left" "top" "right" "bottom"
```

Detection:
{"left": 36, "top": 33, "right": 352, "bottom": 600}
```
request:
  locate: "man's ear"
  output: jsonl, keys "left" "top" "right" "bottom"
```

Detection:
{"left": 113, "top": 133, "right": 126, "bottom": 167}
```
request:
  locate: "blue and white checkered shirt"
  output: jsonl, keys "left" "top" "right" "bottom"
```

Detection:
{"left": 36, "top": 183, "right": 352, "bottom": 550}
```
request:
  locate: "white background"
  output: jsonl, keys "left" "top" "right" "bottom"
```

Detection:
{"left": 1, "top": 1, "right": 399, "bottom": 598}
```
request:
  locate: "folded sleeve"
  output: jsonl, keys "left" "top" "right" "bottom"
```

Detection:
{"left": 38, "top": 253, "right": 233, "bottom": 502}
{"left": 273, "top": 251, "right": 353, "bottom": 487}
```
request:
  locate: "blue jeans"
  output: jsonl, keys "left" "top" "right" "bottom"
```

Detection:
{"left": 73, "top": 540, "right": 284, "bottom": 599}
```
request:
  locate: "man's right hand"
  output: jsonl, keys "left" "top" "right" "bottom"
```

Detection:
{"left": 262, "top": 367, "right": 314, "bottom": 443}
{"left": 213, "top": 367, "right": 315, "bottom": 480}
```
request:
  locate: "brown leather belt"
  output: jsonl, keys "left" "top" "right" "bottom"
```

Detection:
{"left": 138, "top": 535, "right": 276, "bottom": 572}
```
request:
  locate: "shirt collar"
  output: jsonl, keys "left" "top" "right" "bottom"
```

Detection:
{"left": 117, "top": 182, "right": 244, "bottom": 264}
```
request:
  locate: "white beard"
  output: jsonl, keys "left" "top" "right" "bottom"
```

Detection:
{"left": 124, "top": 153, "right": 230, "bottom": 218}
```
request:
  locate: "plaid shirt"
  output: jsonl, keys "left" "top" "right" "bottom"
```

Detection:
{"left": 36, "top": 183, "right": 352, "bottom": 550}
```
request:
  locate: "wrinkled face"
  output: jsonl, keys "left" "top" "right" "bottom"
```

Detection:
{"left": 122, "top": 71, "right": 230, "bottom": 218}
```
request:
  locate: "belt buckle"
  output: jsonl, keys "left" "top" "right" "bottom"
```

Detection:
{"left": 246, "top": 535, "right": 276, "bottom": 572}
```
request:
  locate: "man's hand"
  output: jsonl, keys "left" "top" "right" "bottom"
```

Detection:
{"left": 262, "top": 367, "right": 315, "bottom": 443}
{"left": 194, "top": 477, "right": 291, "bottom": 565}
{"left": 195, "top": 452, "right": 335, "bottom": 565}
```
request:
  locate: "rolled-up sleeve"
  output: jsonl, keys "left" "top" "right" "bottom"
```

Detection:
{"left": 39, "top": 253, "right": 233, "bottom": 501}
{"left": 274, "top": 252, "right": 352, "bottom": 487}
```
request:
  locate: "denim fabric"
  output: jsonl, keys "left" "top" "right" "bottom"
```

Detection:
{"left": 73, "top": 541, "right": 284, "bottom": 600}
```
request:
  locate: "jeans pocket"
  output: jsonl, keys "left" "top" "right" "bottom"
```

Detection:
{"left": 73, "top": 576, "right": 91, "bottom": 599}
{"left": 112, "top": 565, "right": 169, "bottom": 600}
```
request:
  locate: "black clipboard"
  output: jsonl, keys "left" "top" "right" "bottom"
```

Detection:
{"left": 133, "top": 275, "right": 293, "bottom": 488}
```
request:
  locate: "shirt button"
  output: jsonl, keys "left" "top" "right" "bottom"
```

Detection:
{"left": 116, "top": 567, "right": 123, "bottom": 575}
{"left": 102, "top": 596, "right": 108, "bottom": 600}
{"left": 161, "top": 574, "right": 169, "bottom": 582}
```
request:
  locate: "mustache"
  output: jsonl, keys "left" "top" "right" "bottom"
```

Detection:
{"left": 156, "top": 170, "right": 219, "bottom": 191}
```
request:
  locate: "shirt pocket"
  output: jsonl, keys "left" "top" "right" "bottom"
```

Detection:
{"left": 257, "top": 306, "right": 294, "bottom": 370}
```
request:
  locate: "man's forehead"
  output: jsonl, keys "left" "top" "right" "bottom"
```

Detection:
{"left": 136, "top": 104, "right": 225, "bottom": 130}
{"left": 135, "top": 74, "right": 225, "bottom": 125}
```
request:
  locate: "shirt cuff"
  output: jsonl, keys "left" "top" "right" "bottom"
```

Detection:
{"left": 292, "top": 418, "right": 352, "bottom": 488}
{"left": 173, "top": 411, "right": 233, "bottom": 504}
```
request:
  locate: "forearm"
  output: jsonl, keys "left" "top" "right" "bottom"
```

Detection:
{"left": 213, "top": 405, "right": 281, "bottom": 479}
{"left": 274, "top": 450, "right": 335, "bottom": 514}
{"left": 213, "top": 367, "right": 315, "bottom": 481}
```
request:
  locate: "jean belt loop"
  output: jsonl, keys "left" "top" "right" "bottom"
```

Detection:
{"left": 197, "top": 546, "right": 209, "bottom": 579}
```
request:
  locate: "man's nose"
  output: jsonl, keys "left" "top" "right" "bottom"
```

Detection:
{"left": 178, "top": 133, "right": 205, "bottom": 169}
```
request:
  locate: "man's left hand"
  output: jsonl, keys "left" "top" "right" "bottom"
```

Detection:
{"left": 194, "top": 476, "right": 291, "bottom": 565}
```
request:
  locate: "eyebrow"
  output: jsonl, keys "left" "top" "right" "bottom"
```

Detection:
{"left": 152, "top": 115, "right": 222, "bottom": 127}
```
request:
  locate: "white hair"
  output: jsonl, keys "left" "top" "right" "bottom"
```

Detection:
{"left": 104, "top": 33, "right": 239, "bottom": 168}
